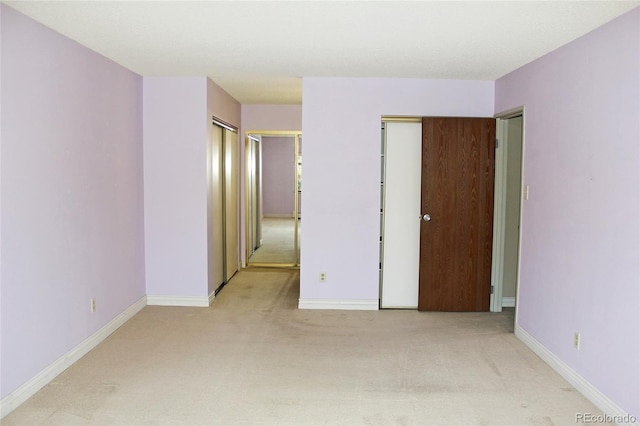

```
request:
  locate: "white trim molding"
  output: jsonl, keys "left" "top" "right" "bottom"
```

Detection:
{"left": 515, "top": 325, "right": 638, "bottom": 425}
{"left": 146, "top": 295, "right": 210, "bottom": 307}
{"left": 490, "top": 117, "right": 507, "bottom": 312}
{"left": 502, "top": 297, "right": 516, "bottom": 307}
{"left": 298, "top": 299, "right": 379, "bottom": 310}
{"left": 0, "top": 296, "right": 147, "bottom": 419}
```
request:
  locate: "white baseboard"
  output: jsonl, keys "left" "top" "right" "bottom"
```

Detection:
{"left": 0, "top": 296, "right": 147, "bottom": 419}
{"left": 502, "top": 296, "right": 516, "bottom": 307}
{"left": 208, "top": 290, "right": 216, "bottom": 305}
{"left": 298, "top": 299, "right": 379, "bottom": 310}
{"left": 146, "top": 295, "right": 210, "bottom": 307}
{"left": 515, "top": 325, "right": 638, "bottom": 424}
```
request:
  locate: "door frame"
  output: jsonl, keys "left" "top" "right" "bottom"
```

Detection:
{"left": 244, "top": 130, "right": 302, "bottom": 268}
{"left": 380, "top": 113, "right": 526, "bottom": 313}
{"left": 490, "top": 106, "right": 526, "bottom": 313}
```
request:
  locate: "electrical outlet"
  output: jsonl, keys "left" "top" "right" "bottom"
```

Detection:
{"left": 319, "top": 272, "right": 326, "bottom": 283}
{"left": 574, "top": 332, "right": 580, "bottom": 350}
{"left": 91, "top": 298, "right": 96, "bottom": 313}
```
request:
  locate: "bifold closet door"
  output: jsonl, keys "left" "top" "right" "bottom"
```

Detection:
{"left": 381, "top": 122, "right": 422, "bottom": 308}
{"left": 224, "top": 128, "right": 239, "bottom": 281}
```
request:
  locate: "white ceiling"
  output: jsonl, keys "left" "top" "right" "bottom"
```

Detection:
{"left": 5, "top": 1, "right": 639, "bottom": 104}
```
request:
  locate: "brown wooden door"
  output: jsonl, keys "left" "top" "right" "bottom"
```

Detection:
{"left": 418, "top": 117, "right": 496, "bottom": 311}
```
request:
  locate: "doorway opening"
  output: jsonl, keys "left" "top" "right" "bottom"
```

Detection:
{"left": 245, "top": 130, "right": 301, "bottom": 268}
{"left": 381, "top": 116, "right": 511, "bottom": 312}
{"left": 380, "top": 113, "right": 525, "bottom": 314}
{"left": 491, "top": 108, "right": 525, "bottom": 315}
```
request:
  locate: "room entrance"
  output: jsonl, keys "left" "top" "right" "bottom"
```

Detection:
{"left": 381, "top": 116, "right": 517, "bottom": 312}
{"left": 490, "top": 109, "right": 525, "bottom": 312}
{"left": 245, "top": 131, "right": 301, "bottom": 267}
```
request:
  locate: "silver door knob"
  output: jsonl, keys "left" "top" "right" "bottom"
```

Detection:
{"left": 422, "top": 214, "right": 431, "bottom": 222}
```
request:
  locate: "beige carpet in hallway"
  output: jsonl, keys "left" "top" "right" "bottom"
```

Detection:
{"left": 248, "top": 218, "right": 299, "bottom": 264}
{"left": 3, "top": 269, "right": 610, "bottom": 425}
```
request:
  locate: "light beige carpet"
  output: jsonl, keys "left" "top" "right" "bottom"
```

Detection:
{"left": 3, "top": 269, "right": 610, "bottom": 425}
{"left": 248, "top": 218, "right": 299, "bottom": 264}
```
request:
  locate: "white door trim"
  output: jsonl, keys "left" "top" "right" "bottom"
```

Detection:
{"left": 491, "top": 106, "right": 526, "bottom": 315}
{"left": 490, "top": 118, "right": 507, "bottom": 312}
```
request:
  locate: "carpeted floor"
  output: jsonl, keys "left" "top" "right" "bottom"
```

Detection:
{"left": 3, "top": 268, "right": 611, "bottom": 425}
{"left": 248, "top": 218, "right": 300, "bottom": 264}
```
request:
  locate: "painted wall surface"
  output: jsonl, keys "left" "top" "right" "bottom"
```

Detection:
{"left": 207, "top": 78, "right": 241, "bottom": 128}
{"left": 241, "top": 104, "right": 302, "bottom": 133}
{"left": 0, "top": 6, "right": 4, "bottom": 381}
{"left": 262, "top": 137, "right": 296, "bottom": 216}
{"left": 144, "top": 77, "right": 241, "bottom": 299}
{"left": 495, "top": 9, "right": 640, "bottom": 418}
{"left": 239, "top": 105, "right": 302, "bottom": 263}
{"left": 300, "top": 78, "right": 494, "bottom": 301}
{"left": 143, "top": 77, "right": 208, "bottom": 298}
{"left": 1, "top": 5, "right": 145, "bottom": 399}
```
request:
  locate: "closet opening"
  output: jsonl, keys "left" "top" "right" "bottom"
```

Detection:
{"left": 208, "top": 117, "right": 239, "bottom": 297}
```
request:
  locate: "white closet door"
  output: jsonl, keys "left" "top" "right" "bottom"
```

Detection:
{"left": 381, "top": 122, "right": 422, "bottom": 308}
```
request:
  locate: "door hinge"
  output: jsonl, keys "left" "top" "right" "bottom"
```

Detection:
{"left": 491, "top": 285, "right": 494, "bottom": 295}
{"left": 495, "top": 138, "right": 499, "bottom": 149}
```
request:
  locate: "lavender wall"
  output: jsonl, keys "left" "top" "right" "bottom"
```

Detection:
{"left": 144, "top": 77, "right": 240, "bottom": 299}
{"left": 239, "top": 105, "right": 302, "bottom": 263}
{"left": 207, "top": 78, "right": 241, "bottom": 128}
{"left": 262, "top": 137, "right": 296, "bottom": 216}
{"left": 495, "top": 9, "right": 640, "bottom": 417}
{"left": 0, "top": 6, "right": 4, "bottom": 378}
{"left": 241, "top": 105, "right": 303, "bottom": 132}
{"left": 300, "top": 78, "right": 494, "bottom": 302}
{"left": 1, "top": 5, "right": 145, "bottom": 399}
{"left": 143, "top": 77, "right": 208, "bottom": 298}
